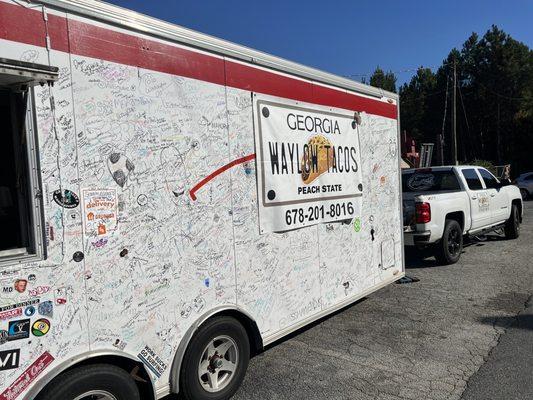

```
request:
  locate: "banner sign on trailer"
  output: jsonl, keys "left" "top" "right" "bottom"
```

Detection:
{"left": 253, "top": 94, "right": 363, "bottom": 233}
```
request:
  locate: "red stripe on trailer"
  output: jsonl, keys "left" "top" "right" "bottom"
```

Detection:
{"left": 226, "top": 61, "right": 397, "bottom": 119}
{"left": 0, "top": 2, "right": 397, "bottom": 119}
{"left": 190, "top": 154, "right": 256, "bottom": 201}
{"left": 311, "top": 84, "right": 396, "bottom": 119}
{"left": 67, "top": 19, "right": 227, "bottom": 85}
{"left": 0, "top": 2, "right": 69, "bottom": 52}
{"left": 225, "top": 60, "right": 314, "bottom": 104}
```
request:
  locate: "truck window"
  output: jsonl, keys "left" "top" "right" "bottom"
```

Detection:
{"left": 0, "top": 58, "right": 51, "bottom": 265}
{"left": 402, "top": 170, "right": 461, "bottom": 192}
{"left": 478, "top": 168, "right": 499, "bottom": 189}
{"left": 461, "top": 168, "right": 483, "bottom": 190}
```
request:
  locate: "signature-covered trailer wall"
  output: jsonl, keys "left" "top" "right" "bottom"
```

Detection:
{"left": 0, "top": 0, "right": 403, "bottom": 398}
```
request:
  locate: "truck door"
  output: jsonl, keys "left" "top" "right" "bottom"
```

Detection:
{"left": 460, "top": 168, "right": 491, "bottom": 230}
{"left": 478, "top": 168, "right": 509, "bottom": 224}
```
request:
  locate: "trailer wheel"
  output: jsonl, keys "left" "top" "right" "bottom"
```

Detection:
{"left": 504, "top": 204, "right": 520, "bottom": 239}
{"left": 180, "top": 316, "right": 250, "bottom": 400}
{"left": 37, "top": 364, "right": 140, "bottom": 400}
{"left": 435, "top": 219, "right": 463, "bottom": 265}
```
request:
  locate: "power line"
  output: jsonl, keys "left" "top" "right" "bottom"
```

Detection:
{"left": 399, "top": 88, "right": 448, "bottom": 101}
{"left": 457, "top": 78, "right": 476, "bottom": 160}
{"left": 457, "top": 83, "right": 470, "bottom": 132}
{"left": 477, "top": 82, "right": 528, "bottom": 101}
{"left": 440, "top": 74, "right": 450, "bottom": 165}
{"left": 343, "top": 62, "right": 452, "bottom": 79}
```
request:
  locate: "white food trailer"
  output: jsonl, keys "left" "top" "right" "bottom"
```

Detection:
{"left": 0, "top": 1, "right": 404, "bottom": 399}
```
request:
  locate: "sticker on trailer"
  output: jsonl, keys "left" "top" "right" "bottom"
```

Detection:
{"left": 82, "top": 189, "right": 118, "bottom": 237}
{"left": 138, "top": 345, "right": 167, "bottom": 378}
{"left": 253, "top": 94, "right": 363, "bottom": 233}
{"left": 0, "top": 308, "right": 22, "bottom": 321}
{"left": 0, "top": 299, "right": 40, "bottom": 313}
{"left": 0, "top": 351, "right": 54, "bottom": 400}
{"left": 0, "top": 349, "right": 19, "bottom": 372}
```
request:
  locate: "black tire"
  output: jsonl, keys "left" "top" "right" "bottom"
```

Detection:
{"left": 435, "top": 219, "right": 463, "bottom": 265}
{"left": 180, "top": 316, "right": 250, "bottom": 400}
{"left": 520, "top": 188, "right": 529, "bottom": 201}
{"left": 504, "top": 204, "right": 520, "bottom": 239}
{"left": 37, "top": 364, "right": 140, "bottom": 400}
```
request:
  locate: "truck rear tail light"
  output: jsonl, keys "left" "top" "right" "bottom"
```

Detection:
{"left": 415, "top": 202, "right": 431, "bottom": 224}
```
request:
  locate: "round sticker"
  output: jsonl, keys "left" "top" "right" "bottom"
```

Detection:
{"left": 353, "top": 217, "right": 361, "bottom": 233}
{"left": 32, "top": 319, "right": 50, "bottom": 337}
{"left": 38, "top": 301, "right": 53, "bottom": 317}
{"left": 53, "top": 189, "right": 80, "bottom": 208}
{"left": 24, "top": 306, "right": 36, "bottom": 317}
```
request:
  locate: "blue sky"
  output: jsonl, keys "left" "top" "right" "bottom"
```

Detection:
{"left": 108, "top": 0, "right": 532, "bottom": 87}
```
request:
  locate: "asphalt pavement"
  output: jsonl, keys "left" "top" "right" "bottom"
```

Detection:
{"left": 171, "top": 200, "right": 533, "bottom": 400}
{"left": 461, "top": 293, "right": 533, "bottom": 400}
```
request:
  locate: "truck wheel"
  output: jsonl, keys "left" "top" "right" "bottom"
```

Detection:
{"left": 435, "top": 219, "right": 463, "bottom": 265}
{"left": 37, "top": 364, "right": 140, "bottom": 400}
{"left": 504, "top": 204, "right": 520, "bottom": 239}
{"left": 180, "top": 316, "right": 250, "bottom": 400}
{"left": 520, "top": 188, "right": 528, "bottom": 201}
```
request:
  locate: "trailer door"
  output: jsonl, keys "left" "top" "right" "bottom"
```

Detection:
{"left": 0, "top": 58, "right": 57, "bottom": 266}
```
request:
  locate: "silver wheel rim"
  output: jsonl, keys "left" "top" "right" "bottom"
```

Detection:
{"left": 73, "top": 390, "right": 117, "bottom": 400}
{"left": 198, "top": 335, "right": 239, "bottom": 393}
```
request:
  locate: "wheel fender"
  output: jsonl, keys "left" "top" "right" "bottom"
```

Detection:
{"left": 169, "top": 305, "right": 259, "bottom": 395}
{"left": 24, "top": 349, "right": 157, "bottom": 400}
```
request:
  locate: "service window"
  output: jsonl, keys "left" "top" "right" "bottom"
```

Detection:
{"left": 0, "top": 58, "right": 57, "bottom": 265}
{"left": 478, "top": 168, "right": 499, "bottom": 189}
{"left": 461, "top": 168, "right": 483, "bottom": 190}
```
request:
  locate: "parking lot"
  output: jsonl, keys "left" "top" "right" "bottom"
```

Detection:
{"left": 227, "top": 201, "right": 533, "bottom": 400}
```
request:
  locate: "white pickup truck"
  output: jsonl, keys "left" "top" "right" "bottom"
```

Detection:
{"left": 403, "top": 166, "right": 523, "bottom": 264}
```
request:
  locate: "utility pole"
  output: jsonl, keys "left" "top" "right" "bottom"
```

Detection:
{"left": 496, "top": 101, "right": 501, "bottom": 164}
{"left": 451, "top": 58, "right": 458, "bottom": 165}
{"left": 439, "top": 72, "right": 450, "bottom": 166}
{"left": 439, "top": 133, "right": 444, "bottom": 166}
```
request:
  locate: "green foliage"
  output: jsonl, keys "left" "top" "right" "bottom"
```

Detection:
{"left": 369, "top": 66, "right": 397, "bottom": 93}
{"left": 399, "top": 67, "right": 438, "bottom": 140}
{"left": 460, "top": 159, "right": 494, "bottom": 170}
{"left": 398, "top": 25, "right": 533, "bottom": 174}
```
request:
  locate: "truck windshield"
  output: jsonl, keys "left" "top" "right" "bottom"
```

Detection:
{"left": 402, "top": 170, "right": 461, "bottom": 192}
